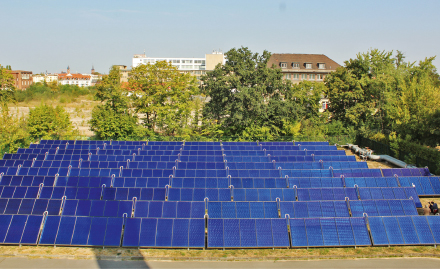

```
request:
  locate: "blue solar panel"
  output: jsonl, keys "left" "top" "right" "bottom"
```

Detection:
{"left": 236, "top": 202, "right": 250, "bottom": 218}
{"left": 139, "top": 218, "right": 157, "bottom": 247}
{"left": 103, "top": 217, "right": 123, "bottom": 247}
{"left": 305, "top": 218, "right": 323, "bottom": 246}
{"left": 335, "top": 217, "right": 355, "bottom": 246}
{"left": 264, "top": 202, "right": 278, "bottom": 218}
{"left": 256, "top": 219, "right": 273, "bottom": 247}
{"left": 383, "top": 217, "right": 404, "bottom": 245}
{"left": 87, "top": 217, "right": 107, "bottom": 246}
{"left": 271, "top": 218, "right": 289, "bottom": 247}
{"left": 397, "top": 216, "right": 419, "bottom": 244}
{"left": 376, "top": 200, "right": 392, "bottom": 216}
{"left": 4, "top": 215, "right": 27, "bottom": 244}
{"left": 39, "top": 216, "right": 61, "bottom": 245}
{"left": 240, "top": 219, "right": 257, "bottom": 247}
{"left": 172, "top": 219, "right": 189, "bottom": 247}
{"left": 122, "top": 218, "right": 141, "bottom": 247}
{"left": 208, "top": 219, "right": 223, "bottom": 248}
{"left": 350, "top": 218, "right": 371, "bottom": 246}
{"left": 55, "top": 216, "right": 76, "bottom": 245}
{"left": 412, "top": 216, "right": 435, "bottom": 244}
{"left": 426, "top": 216, "right": 440, "bottom": 244}
{"left": 362, "top": 200, "right": 378, "bottom": 216}
{"left": 208, "top": 202, "right": 221, "bottom": 218}
{"left": 224, "top": 219, "right": 240, "bottom": 247}
{"left": 71, "top": 217, "right": 92, "bottom": 245}
{"left": 369, "top": 217, "right": 389, "bottom": 245}
{"left": 189, "top": 219, "right": 205, "bottom": 247}
{"left": 156, "top": 218, "right": 173, "bottom": 247}
{"left": 222, "top": 202, "right": 236, "bottom": 218}
{"left": 321, "top": 218, "right": 339, "bottom": 246}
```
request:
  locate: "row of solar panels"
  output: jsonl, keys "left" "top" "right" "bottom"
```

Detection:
{"left": 207, "top": 200, "right": 418, "bottom": 219}
{"left": 30, "top": 144, "right": 339, "bottom": 151}
{"left": 209, "top": 216, "right": 440, "bottom": 248}
{"left": 40, "top": 140, "right": 330, "bottom": 146}
{"left": 3, "top": 214, "right": 440, "bottom": 248}
{"left": 0, "top": 198, "right": 418, "bottom": 219}
{"left": 0, "top": 214, "right": 205, "bottom": 247}
{"left": 4, "top": 153, "right": 356, "bottom": 163}
{"left": 0, "top": 174, "right": 425, "bottom": 189}
{"left": 17, "top": 148, "right": 347, "bottom": 156}
{"left": 0, "top": 166, "right": 401, "bottom": 178}
{"left": 2, "top": 174, "right": 437, "bottom": 191}
{"left": 0, "top": 185, "right": 421, "bottom": 205}
{"left": 0, "top": 160, "right": 369, "bottom": 170}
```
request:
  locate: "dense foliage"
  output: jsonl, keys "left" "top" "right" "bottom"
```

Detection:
{"left": 201, "top": 47, "right": 327, "bottom": 139}
{"left": 325, "top": 49, "right": 440, "bottom": 147}
{"left": 27, "top": 104, "right": 76, "bottom": 140}
{"left": 130, "top": 61, "right": 200, "bottom": 136}
{"left": 90, "top": 66, "right": 146, "bottom": 140}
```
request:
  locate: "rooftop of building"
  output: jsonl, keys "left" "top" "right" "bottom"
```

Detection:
{"left": 267, "top": 54, "right": 341, "bottom": 71}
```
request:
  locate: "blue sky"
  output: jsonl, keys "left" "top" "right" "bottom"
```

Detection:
{"left": 1, "top": 0, "right": 439, "bottom": 74}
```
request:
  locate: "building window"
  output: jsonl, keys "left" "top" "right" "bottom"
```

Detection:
{"left": 286, "top": 74, "right": 291, "bottom": 80}
{"left": 280, "top": 62, "right": 287, "bottom": 68}
{"left": 301, "top": 74, "right": 307, "bottom": 80}
{"left": 309, "top": 74, "right": 315, "bottom": 80}
{"left": 305, "top": 63, "right": 312, "bottom": 69}
{"left": 318, "top": 63, "right": 326, "bottom": 69}
{"left": 322, "top": 101, "right": 328, "bottom": 110}
{"left": 317, "top": 74, "right": 323, "bottom": 80}
{"left": 292, "top": 74, "right": 299, "bottom": 80}
{"left": 292, "top": 62, "right": 300, "bottom": 68}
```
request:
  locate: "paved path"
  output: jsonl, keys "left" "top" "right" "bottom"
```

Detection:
{"left": 0, "top": 257, "right": 438, "bottom": 269}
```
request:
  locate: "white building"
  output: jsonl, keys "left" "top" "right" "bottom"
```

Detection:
{"left": 132, "top": 51, "right": 225, "bottom": 80}
{"left": 32, "top": 74, "right": 59, "bottom": 84}
{"left": 58, "top": 66, "right": 92, "bottom": 87}
{"left": 56, "top": 66, "right": 101, "bottom": 87}
{"left": 32, "top": 75, "right": 45, "bottom": 84}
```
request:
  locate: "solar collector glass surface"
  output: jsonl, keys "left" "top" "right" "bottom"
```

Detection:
{"left": 369, "top": 217, "right": 389, "bottom": 245}
{"left": 87, "top": 217, "right": 107, "bottom": 246}
{"left": 224, "top": 219, "right": 240, "bottom": 247}
{"left": 412, "top": 216, "right": 435, "bottom": 244}
{"left": 71, "top": 217, "right": 92, "bottom": 245}
{"left": 103, "top": 217, "right": 123, "bottom": 247}
{"left": 305, "top": 218, "right": 324, "bottom": 246}
{"left": 382, "top": 217, "right": 404, "bottom": 245}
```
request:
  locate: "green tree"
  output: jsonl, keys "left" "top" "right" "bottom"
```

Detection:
{"left": 0, "top": 109, "right": 30, "bottom": 157}
{"left": 201, "top": 47, "right": 299, "bottom": 137}
{"left": 325, "top": 49, "right": 399, "bottom": 133}
{"left": 0, "top": 64, "right": 16, "bottom": 109}
{"left": 130, "top": 60, "right": 199, "bottom": 136}
{"left": 90, "top": 65, "right": 145, "bottom": 140}
{"left": 90, "top": 106, "right": 147, "bottom": 140}
{"left": 27, "top": 104, "right": 75, "bottom": 140}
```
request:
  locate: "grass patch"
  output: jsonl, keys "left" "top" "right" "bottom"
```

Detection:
{"left": 2, "top": 245, "right": 439, "bottom": 260}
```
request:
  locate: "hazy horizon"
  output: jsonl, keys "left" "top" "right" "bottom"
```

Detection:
{"left": 1, "top": 0, "right": 439, "bottom": 74}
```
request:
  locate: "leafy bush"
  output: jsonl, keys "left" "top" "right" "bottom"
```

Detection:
{"left": 27, "top": 104, "right": 76, "bottom": 140}
{"left": 89, "top": 105, "right": 147, "bottom": 140}
{"left": 14, "top": 83, "right": 94, "bottom": 103}
{"left": 0, "top": 109, "right": 31, "bottom": 158}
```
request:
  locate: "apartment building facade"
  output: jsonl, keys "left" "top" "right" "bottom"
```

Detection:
{"left": 267, "top": 54, "right": 341, "bottom": 112}
{"left": 9, "top": 70, "right": 33, "bottom": 90}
